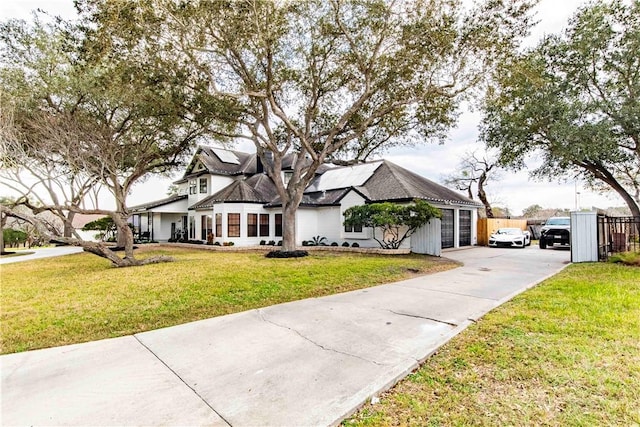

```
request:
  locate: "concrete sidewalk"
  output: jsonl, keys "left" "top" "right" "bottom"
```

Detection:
{"left": 1, "top": 246, "right": 569, "bottom": 426}
{"left": 0, "top": 246, "right": 84, "bottom": 265}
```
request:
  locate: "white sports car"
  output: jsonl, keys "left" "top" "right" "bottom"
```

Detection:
{"left": 488, "top": 227, "right": 531, "bottom": 248}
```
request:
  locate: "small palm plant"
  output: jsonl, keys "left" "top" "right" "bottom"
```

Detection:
{"left": 310, "top": 235, "right": 327, "bottom": 246}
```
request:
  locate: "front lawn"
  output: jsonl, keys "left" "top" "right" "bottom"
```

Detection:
{"left": 345, "top": 262, "right": 640, "bottom": 426}
{"left": 0, "top": 246, "right": 456, "bottom": 354}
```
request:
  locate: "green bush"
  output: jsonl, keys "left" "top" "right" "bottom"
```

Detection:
{"left": 609, "top": 251, "right": 640, "bottom": 266}
{"left": 3, "top": 229, "right": 28, "bottom": 247}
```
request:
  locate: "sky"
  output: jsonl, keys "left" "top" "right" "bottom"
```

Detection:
{"left": 0, "top": 0, "right": 626, "bottom": 216}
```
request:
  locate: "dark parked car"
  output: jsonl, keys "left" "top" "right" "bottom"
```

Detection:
{"left": 539, "top": 216, "right": 570, "bottom": 249}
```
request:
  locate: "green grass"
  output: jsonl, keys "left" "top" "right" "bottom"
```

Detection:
{"left": 345, "top": 262, "right": 640, "bottom": 426}
{"left": 0, "top": 246, "right": 455, "bottom": 354}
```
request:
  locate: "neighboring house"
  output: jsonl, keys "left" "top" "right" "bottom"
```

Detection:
{"left": 130, "top": 146, "right": 481, "bottom": 254}
{"left": 71, "top": 213, "right": 105, "bottom": 242}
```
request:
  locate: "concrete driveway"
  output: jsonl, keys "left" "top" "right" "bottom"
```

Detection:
{"left": 1, "top": 246, "right": 569, "bottom": 426}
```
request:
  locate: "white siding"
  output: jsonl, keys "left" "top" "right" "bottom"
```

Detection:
{"left": 571, "top": 211, "right": 598, "bottom": 262}
{"left": 296, "top": 208, "right": 320, "bottom": 243}
{"left": 316, "top": 207, "right": 341, "bottom": 243}
{"left": 187, "top": 175, "right": 234, "bottom": 206}
{"left": 411, "top": 218, "right": 442, "bottom": 256}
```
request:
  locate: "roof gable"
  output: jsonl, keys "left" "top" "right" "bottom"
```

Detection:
{"left": 181, "top": 146, "right": 256, "bottom": 180}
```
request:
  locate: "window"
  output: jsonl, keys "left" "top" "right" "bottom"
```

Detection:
{"left": 247, "top": 213, "right": 258, "bottom": 237}
{"left": 189, "top": 179, "right": 197, "bottom": 195}
{"left": 215, "top": 213, "right": 222, "bottom": 237}
{"left": 344, "top": 223, "right": 363, "bottom": 233}
{"left": 189, "top": 216, "right": 196, "bottom": 239}
{"left": 228, "top": 213, "right": 240, "bottom": 237}
{"left": 201, "top": 215, "right": 213, "bottom": 241}
{"left": 275, "top": 214, "right": 283, "bottom": 237}
{"left": 259, "top": 214, "right": 270, "bottom": 237}
{"left": 199, "top": 178, "right": 207, "bottom": 194}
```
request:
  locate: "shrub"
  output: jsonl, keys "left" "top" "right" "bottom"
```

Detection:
{"left": 223, "top": 241, "right": 235, "bottom": 246}
{"left": 351, "top": 242, "right": 360, "bottom": 248}
{"left": 259, "top": 240, "right": 266, "bottom": 245}
{"left": 342, "top": 242, "right": 350, "bottom": 247}
{"left": 265, "top": 250, "right": 309, "bottom": 258}
{"left": 309, "top": 235, "right": 327, "bottom": 246}
{"left": 214, "top": 241, "right": 221, "bottom": 246}
{"left": 330, "top": 242, "right": 338, "bottom": 246}
{"left": 167, "top": 238, "right": 176, "bottom": 243}
{"left": 268, "top": 240, "right": 276, "bottom": 246}
{"left": 277, "top": 240, "right": 283, "bottom": 246}
{"left": 609, "top": 251, "right": 640, "bottom": 266}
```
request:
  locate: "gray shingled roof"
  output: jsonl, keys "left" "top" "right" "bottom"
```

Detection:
{"left": 190, "top": 181, "right": 265, "bottom": 209}
{"left": 130, "top": 194, "right": 187, "bottom": 212}
{"left": 358, "top": 161, "right": 481, "bottom": 207}
{"left": 179, "top": 146, "right": 255, "bottom": 182}
{"left": 151, "top": 147, "right": 479, "bottom": 212}
{"left": 189, "top": 173, "right": 281, "bottom": 209}
{"left": 266, "top": 188, "right": 351, "bottom": 208}
{"left": 177, "top": 147, "right": 333, "bottom": 184}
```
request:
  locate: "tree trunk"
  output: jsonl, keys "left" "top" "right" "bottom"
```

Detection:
{"left": 116, "top": 222, "right": 128, "bottom": 248}
{"left": 64, "top": 211, "right": 76, "bottom": 238}
{"left": 112, "top": 212, "right": 135, "bottom": 260}
{"left": 0, "top": 205, "right": 172, "bottom": 267}
{"left": 282, "top": 201, "right": 298, "bottom": 251}
{"left": 583, "top": 162, "right": 640, "bottom": 219}
{"left": 477, "top": 172, "right": 494, "bottom": 218}
{"left": 0, "top": 212, "right": 5, "bottom": 254}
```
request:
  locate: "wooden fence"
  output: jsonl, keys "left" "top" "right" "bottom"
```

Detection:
{"left": 477, "top": 218, "right": 528, "bottom": 246}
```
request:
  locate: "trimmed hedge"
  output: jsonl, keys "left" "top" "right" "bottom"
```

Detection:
{"left": 265, "top": 250, "right": 309, "bottom": 258}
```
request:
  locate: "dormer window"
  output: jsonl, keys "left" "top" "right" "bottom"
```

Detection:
{"left": 199, "top": 178, "right": 207, "bottom": 194}
{"left": 189, "top": 179, "right": 197, "bottom": 195}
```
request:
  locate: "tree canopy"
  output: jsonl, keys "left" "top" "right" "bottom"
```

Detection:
{"left": 81, "top": 0, "right": 537, "bottom": 251}
{"left": 0, "top": 12, "right": 220, "bottom": 266}
{"left": 343, "top": 199, "right": 441, "bottom": 249}
{"left": 481, "top": 0, "right": 640, "bottom": 218}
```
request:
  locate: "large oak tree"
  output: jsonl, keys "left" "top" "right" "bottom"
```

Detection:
{"left": 83, "top": 0, "right": 537, "bottom": 251}
{"left": 0, "top": 13, "right": 225, "bottom": 266}
{"left": 481, "top": 0, "right": 640, "bottom": 218}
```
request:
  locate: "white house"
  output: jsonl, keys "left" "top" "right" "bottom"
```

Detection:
{"left": 130, "top": 146, "right": 481, "bottom": 254}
